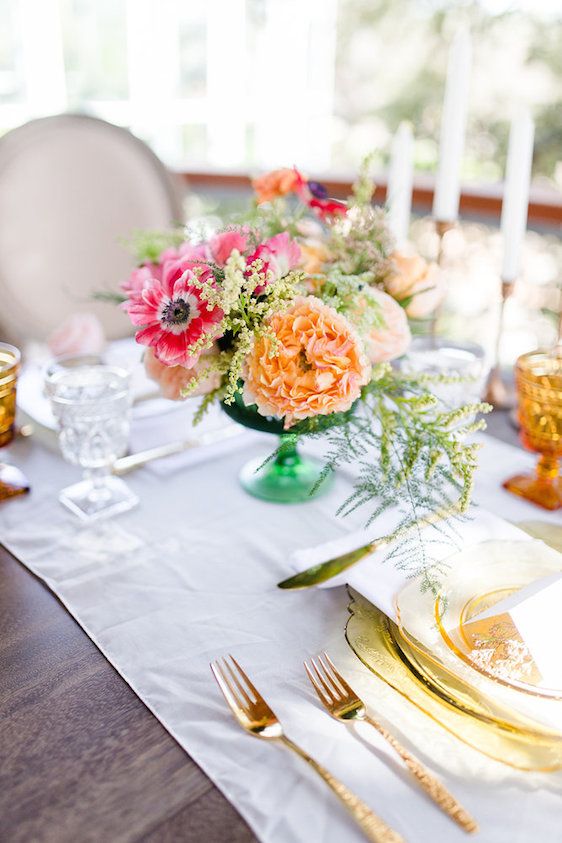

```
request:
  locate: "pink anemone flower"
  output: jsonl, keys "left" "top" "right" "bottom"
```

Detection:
{"left": 124, "top": 258, "right": 224, "bottom": 367}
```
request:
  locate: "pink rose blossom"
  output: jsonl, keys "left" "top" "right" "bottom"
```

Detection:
{"left": 246, "top": 232, "right": 301, "bottom": 294}
{"left": 360, "top": 287, "right": 411, "bottom": 363}
{"left": 123, "top": 258, "right": 224, "bottom": 367}
{"left": 177, "top": 242, "right": 210, "bottom": 261}
{"left": 121, "top": 264, "right": 161, "bottom": 295}
{"left": 158, "top": 246, "right": 180, "bottom": 263}
{"left": 208, "top": 230, "right": 248, "bottom": 266}
{"left": 48, "top": 313, "right": 106, "bottom": 357}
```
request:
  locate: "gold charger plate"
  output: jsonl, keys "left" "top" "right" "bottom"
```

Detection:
{"left": 345, "top": 589, "right": 562, "bottom": 771}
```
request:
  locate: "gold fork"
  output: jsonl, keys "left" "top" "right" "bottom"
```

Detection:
{"left": 211, "top": 655, "right": 405, "bottom": 843}
{"left": 304, "top": 653, "right": 478, "bottom": 835}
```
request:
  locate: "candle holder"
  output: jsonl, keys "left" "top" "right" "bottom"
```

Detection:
{"left": 557, "top": 287, "right": 562, "bottom": 348}
{"left": 429, "top": 219, "right": 455, "bottom": 342}
{"left": 435, "top": 219, "right": 455, "bottom": 266}
{"left": 484, "top": 278, "right": 516, "bottom": 408}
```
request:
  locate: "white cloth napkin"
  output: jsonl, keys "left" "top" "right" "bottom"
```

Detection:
{"left": 290, "top": 508, "right": 532, "bottom": 619}
{"left": 290, "top": 432, "right": 562, "bottom": 620}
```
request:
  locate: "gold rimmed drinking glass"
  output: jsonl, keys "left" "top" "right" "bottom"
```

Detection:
{"left": 503, "top": 348, "right": 562, "bottom": 510}
{"left": 0, "top": 342, "right": 30, "bottom": 502}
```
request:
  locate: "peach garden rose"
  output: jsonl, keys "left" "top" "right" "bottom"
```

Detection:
{"left": 144, "top": 346, "right": 221, "bottom": 400}
{"left": 384, "top": 252, "right": 446, "bottom": 319}
{"left": 243, "top": 296, "right": 371, "bottom": 428}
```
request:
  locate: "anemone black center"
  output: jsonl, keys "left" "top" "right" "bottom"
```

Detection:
{"left": 162, "top": 298, "right": 191, "bottom": 325}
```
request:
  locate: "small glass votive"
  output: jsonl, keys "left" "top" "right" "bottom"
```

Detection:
{"left": 503, "top": 348, "right": 562, "bottom": 511}
{"left": 46, "top": 357, "right": 139, "bottom": 521}
{"left": 0, "top": 342, "right": 30, "bottom": 502}
{"left": 398, "top": 337, "right": 489, "bottom": 413}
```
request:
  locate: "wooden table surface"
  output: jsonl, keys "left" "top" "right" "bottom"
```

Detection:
{"left": 0, "top": 413, "right": 519, "bottom": 843}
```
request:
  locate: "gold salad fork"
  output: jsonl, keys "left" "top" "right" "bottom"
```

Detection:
{"left": 211, "top": 655, "right": 405, "bottom": 843}
{"left": 304, "top": 653, "right": 478, "bottom": 834}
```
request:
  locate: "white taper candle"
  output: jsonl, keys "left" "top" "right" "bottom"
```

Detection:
{"left": 500, "top": 110, "right": 534, "bottom": 282}
{"left": 433, "top": 29, "right": 472, "bottom": 223}
{"left": 387, "top": 121, "right": 414, "bottom": 247}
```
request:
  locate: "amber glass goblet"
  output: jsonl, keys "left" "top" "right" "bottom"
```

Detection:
{"left": 0, "top": 343, "right": 30, "bottom": 502}
{"left": 503, "top": 348, "right": 562, "bottom": 510}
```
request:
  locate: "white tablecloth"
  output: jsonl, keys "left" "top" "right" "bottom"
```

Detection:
{"left": 1, "top": 428, "right": 561, "bottom": 843}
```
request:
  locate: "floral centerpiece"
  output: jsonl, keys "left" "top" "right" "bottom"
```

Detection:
{"left": 112, "top": 159, "right": 489, "bottom": 591}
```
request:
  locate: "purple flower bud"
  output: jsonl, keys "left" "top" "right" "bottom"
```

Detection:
{"left": 307, "top": 180, "right": 328, "bottom": 199}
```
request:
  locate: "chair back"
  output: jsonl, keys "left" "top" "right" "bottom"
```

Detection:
{"left": 0, "top": 114, "right": 182, "bottom": 343}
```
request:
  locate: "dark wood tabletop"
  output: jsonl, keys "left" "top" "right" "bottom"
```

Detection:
{"left": 0, "top": 413, "right": 519, "bottom": 843}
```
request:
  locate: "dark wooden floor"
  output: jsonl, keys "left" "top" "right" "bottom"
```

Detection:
{"left": 0, "top": 412, "right": 518, "bottom": 842}
{"left": 0, "top": 547, "right": 255, "bottom": 843}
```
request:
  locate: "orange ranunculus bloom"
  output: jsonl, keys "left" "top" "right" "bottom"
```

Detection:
{"left": 252, "top": 168, "right": 302, "bottom": 204}
{"left": 243, "top": 296, "right": 371, "bottom": 428}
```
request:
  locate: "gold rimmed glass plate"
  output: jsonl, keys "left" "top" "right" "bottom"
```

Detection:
{"left": 345, "top": 589, "right": 562, "bottom": 771}
{"left": 395, "top": 540, "right": 562, "bottom": 722}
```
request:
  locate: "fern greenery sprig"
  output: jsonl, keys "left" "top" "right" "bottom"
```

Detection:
{"left": 125, "top": 228, "right": 185, "bottom": 264}
{"left": 296, "top": 365, "right": 492, "bottom": 596}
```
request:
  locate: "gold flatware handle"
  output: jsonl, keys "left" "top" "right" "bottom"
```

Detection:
{"left": 364, "top": 715, "right": 477, "bottom": 834}
{"left": 281, "top": 736, "right": 404, "bottom": 843}
{"left": 277, "top": 506, "right": 456, "bottom": 590}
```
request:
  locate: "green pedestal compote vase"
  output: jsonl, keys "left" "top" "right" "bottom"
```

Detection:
{"left": 221, "top": 391, "right": 335, "bottom": 504}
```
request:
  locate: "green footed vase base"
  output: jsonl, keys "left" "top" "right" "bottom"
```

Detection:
{"left": 240, "top": 445, "right": 333, "bottom": 504}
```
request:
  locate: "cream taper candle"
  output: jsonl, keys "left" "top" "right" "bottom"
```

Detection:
{"left": 433, "top": 29, "right": 471, "bottom": 223}
{"left": 500, "top": 110, "right": 534, "bottom": 283}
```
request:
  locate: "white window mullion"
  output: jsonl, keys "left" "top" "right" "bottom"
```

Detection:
{"left": 126, "top": 0, "right": 182, "bottom": 164}
{"left": 254, "top": 0, "right": 310, "bottom": 169}
{"left": 19, "top": 0, "right": 67, "bottom": 116}
{"left": 206, "top": 0, "right": 247, "bottom": 169}
{"left": 303, "top": 0, "right": 337, "bottom": 173}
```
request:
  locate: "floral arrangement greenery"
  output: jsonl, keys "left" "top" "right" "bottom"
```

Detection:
{"left": 116, "top": 159, "right": 490, "bottom": 591}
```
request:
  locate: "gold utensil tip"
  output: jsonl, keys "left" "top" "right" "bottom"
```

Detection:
{"left": 210, "top": 654, "right": 404, "bottom": 843}
{"left": 303, "top": 652, "right": 478, "bottom": 835}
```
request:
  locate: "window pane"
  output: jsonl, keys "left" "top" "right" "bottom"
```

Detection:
{"left": 61, "top": 0, "right": 128, "bottom": 104}
{"left": 0, "top": 0, "right": 24, "bottom": 106}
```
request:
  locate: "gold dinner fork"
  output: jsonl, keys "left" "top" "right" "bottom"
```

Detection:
{"left": 304, "top": 653, "right": 478, "bottom": 834}
{"left": 210, "top": 655, "right": 405, "bottom": 843}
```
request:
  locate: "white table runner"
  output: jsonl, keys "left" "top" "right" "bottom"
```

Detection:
{"left": 1, "top": 430, "right": 561, "bottom": 843}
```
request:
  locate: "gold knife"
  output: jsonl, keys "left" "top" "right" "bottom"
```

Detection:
{"left": 113, "top": 425, "right": 244, "bottom": 475}
{"left": 277, "top": 505, "right": 456, "bottom": 590}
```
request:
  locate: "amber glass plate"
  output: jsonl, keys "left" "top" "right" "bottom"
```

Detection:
{"left": 396, "top": 540, "right": 562, "bottom": 704}
{"left": 345, "top": 590, "right": 562, "bottom": 771}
